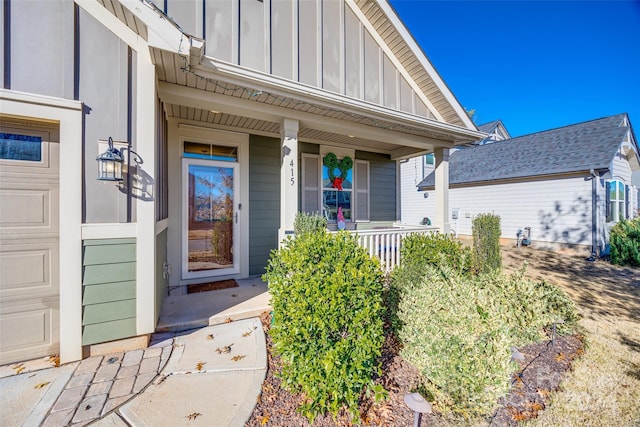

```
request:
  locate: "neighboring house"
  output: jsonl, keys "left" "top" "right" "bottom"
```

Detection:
{"left": 476, "top": 119, "right": 511, "bottom": 145}
{"left": 403, "top": 113, "right": 639, "bottom": 256}
{"left": 0, "top": 0, "right": 483, "bottom": 364}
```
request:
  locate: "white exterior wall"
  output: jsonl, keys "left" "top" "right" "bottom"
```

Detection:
{"left": 400, "top": 157, "right": 430, "bottom": 225}
{"left": 610, "top": 145, "right": 638, "bottom": 220}
{"left": 416, "top": 177, "right": 593, "bottom": 247}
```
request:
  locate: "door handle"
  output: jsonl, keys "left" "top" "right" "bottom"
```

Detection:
{"left": 235, "top": 212, "right": 238, "bottom": 224}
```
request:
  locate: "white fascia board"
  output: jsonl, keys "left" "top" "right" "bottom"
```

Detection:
{"left": 117, "top": 0, "right": 204, "bottom": 63}
{"left": 159, "top": 81, "right": 452, "bottom": 150}
{"left": 374, "top": 0, "right": 477, "bottom": 130}
{"left": 196, "top": 58, "right": 485, "bottom": 142}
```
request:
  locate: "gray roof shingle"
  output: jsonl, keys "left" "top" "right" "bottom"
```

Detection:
{"left": 418, "top": 113, "right": 630, "bottom": 189}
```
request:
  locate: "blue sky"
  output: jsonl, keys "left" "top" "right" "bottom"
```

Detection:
{"left": 388, "top": 0, "right": 640, "bottom": 137}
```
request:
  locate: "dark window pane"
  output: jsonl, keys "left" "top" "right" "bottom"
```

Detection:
{"left": 0, "top": 133, "right": 42, "bottom": 161}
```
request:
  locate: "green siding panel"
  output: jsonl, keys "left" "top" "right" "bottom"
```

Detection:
{"left": 356, "top": 151, "right": 397, "bottom": 222}
{"left": 83, "top": 243, "right": 136, "bottom": 266}
{"left": 155, "top": 229, "right": 168, "bottom": 324}
{"left": 83, "top": 238, "right": 136, "bottom": 246}
{"left": 81, "top": 238, "right": 137, "bottom": 346}
{"left": 83, "top": 262, "right": 136, "bottom": 285}
{"left": 82, "top": 318, "right": 137, "bottom": 346}
{"left": 83, "top": 281, "right": 136, "bottom": 305}
{"left": 83, "top": 299, "right": 136, "bottom": 325}
{"left": 249, "top": 135, "right": 280, "bottom": 276}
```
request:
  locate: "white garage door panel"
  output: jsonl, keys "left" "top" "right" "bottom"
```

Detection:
{"left": 0, "top": 185, "right": 59, "bottom": 235}
{"left": 0, "top": 190, "right": 48, "bottom": 224}
{"left": 0, "top": 122, "right": 59, "bottom": 365}
{"left": 0, "top": 297, "right": 59, "bottom": 365}
{"left": 0, "top": 241, "right": 58, "bottom": 298}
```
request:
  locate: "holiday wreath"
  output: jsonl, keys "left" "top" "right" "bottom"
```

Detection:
{"left": 323, "top": 152, "right": 353, "bottom": 191}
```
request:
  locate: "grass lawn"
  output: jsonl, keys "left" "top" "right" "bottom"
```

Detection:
{"left": 502, "top": 247, "right": 640, "bottom": 426}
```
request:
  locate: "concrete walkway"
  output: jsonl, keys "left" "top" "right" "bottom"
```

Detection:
{"left": 0, "top": 279, "right": 271, "bottom": 427}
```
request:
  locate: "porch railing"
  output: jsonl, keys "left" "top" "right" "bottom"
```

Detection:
{"left": 333, "top": 226, "right": 439, "bottom": 273}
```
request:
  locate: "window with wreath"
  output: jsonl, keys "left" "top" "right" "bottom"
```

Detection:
{"left": 606, "top": 179, "right": 627, "bottom": 222}
{"left": 301, "top": 151, "right": 369, "bottom": 222}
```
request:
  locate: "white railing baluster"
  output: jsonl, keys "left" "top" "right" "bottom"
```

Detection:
{"left": 329, "top": 226, "right": 438, "bottom": 273}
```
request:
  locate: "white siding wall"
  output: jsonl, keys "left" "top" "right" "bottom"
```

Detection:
{"left": 400, "top": 157, "right": 431, "bottom": 225}
{"left": 413, "top": 177, "right": 593, "bottom": 246}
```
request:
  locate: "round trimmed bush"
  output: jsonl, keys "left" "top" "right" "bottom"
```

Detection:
{"left": 263, "top": 229, "right": 385, "bottom": 422}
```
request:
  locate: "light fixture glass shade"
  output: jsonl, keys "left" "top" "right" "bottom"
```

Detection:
{"left": 96, "top": 139, "right": 124, "bottom": 181}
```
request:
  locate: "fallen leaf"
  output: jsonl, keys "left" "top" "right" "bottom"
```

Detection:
{"left": 231, "top": 354, "right": 246, "bottom": 362}
{"left": 260, "top": 414, "right": 270, "bottom": 425}
{"left": 186, "top": 412, "right": 202, "bottom": 421}
{"left": 34, "top": 382, "right": 51, "bottom": 389}
{"left": 224, "top": 317, "right": 233, "bottom": 323}
{"left": 15, "top": 366, "right": 25, "bottom": 374}
{"left": 216, "top": 344, "right": 234, "bottom": 354}
{"left": 196, "top": 362, "right": 206, "bottom": 371}
{"left": 555, "top": 352, "right": 566, "bottom": 362}
{"left": 242, "top": 330, "right": 253, "bottom": 337}
{"left": 206, "top": 334, "right": 214, "bottom": 340}
{"left": 48, "top": 354, "right": 61, "bottom": 367}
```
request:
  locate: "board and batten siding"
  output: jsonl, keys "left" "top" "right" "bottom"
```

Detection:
{"left": 82, "top": 239, "right": 136, "bottom": 346}
{"left": 4, "top": 3, "right": 133, "bottom": 224}
{"left": 249, "top": 135, "right": 280, "bottom": 276}
{"left": 420, "top": 177, "right": 593, "bottom": 246}
{"left": 159, "top": 0, "right": 434, "bottom": 119}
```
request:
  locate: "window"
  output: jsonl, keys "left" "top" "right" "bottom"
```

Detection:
{"left": 424, "top": 153, "right": 434, "bottom": 166}
{"left": 0, "top": 133, "right": 42, "bottom": 161}
{"left": 301, "top": 151, "right": 369, "bottom": 222}
{"left": 606, "top": 180, "right": 627, "bottom": 222}
{"left": 322, "top": 158, "right": 353, "bottom": 221}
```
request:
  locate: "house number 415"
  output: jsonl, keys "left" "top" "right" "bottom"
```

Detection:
{"left": 290, "top": 159, "right": 295, "bottom": 185}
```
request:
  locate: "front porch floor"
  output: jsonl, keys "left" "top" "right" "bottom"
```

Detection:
{"left": 156, "top": 277, "right": 271, "bottom": 333}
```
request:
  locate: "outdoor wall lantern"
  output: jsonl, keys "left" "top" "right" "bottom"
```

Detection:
{"left": 96, "top": 137, "right": 143, "bottom": 182}
{"left": 96, "top": 137, "right": 125, "bottom": 181}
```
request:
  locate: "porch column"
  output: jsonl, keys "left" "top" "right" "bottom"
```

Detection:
{"left": 279, "top": 119, "right": 299, "bottom": 246}
{"left": 434, "top": 147, "right": 450, "bottom": 234}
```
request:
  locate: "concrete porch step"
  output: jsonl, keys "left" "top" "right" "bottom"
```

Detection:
{"left": 156, "top": 277, "right": 272, "bottom": 333}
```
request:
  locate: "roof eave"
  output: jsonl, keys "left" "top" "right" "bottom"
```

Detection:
{"left": 198, "top": 58, "right": 485, "bottom": 144}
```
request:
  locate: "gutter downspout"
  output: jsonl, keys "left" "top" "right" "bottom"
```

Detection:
{"left": 590, "top": 169, "right": 598, "bottom": 260}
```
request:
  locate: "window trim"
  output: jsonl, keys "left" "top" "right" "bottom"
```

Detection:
{"left": 606, "top": 179, "right": 627, "bottom": 223}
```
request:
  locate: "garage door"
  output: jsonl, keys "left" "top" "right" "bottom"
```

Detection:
{"left": 0, "top": 121, "right": 60, "bottom": 365}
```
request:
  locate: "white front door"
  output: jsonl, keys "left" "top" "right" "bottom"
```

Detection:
{"left": 182, "top": 158, "right": 240, "bottom": 279}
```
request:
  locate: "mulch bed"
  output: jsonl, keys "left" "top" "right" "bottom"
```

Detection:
{"left": 247, "top": 312, "right": 584, "bottom": 426}
{"left": 186, "top": 279, "right": 238, "bottom": 294}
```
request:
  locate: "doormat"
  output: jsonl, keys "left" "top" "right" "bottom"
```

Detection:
{"left": 187, "top": 279, "right": 239, "bottom": 294}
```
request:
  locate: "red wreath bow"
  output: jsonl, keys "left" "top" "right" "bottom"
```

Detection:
{"left": 332, "top": 177, "right": 344, "bottom": 191}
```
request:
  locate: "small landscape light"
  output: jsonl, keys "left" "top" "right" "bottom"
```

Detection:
{"left": 404, "top": 392, "right": 432, "bottom": 427}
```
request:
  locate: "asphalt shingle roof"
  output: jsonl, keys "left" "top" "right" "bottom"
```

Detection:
{"left": 477, "top": 120, "right": 501, "bottom": 134}
{"left": 418, "top": 113, "right": 630, "bottom": 189}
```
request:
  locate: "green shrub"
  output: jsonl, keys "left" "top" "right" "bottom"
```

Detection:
{"left": 395, "top": 265, "right": 578, "bottom": 417}
{"left": 293, "top": 211, "right": 328, "bottom": 235}
{"left": 263, "top": 230, "right": 385, "bottom": 422}
{"left": 610, "top": 218, "right": 640, "bottom": 266}
{"left": 472, "top": 213, "right": 502, "bottom": 274}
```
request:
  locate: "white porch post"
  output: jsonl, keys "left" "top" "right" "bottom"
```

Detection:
{"left": 279, "top": 119, "right": 299, "bottom": 246}
{"left": 434, "top": 147, "right": 450, "bottom": 234}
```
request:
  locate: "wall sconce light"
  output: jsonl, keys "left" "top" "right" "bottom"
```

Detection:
{"left": 96, "top": 137, "right": 143, "bottom": 222}
{"left": 96, "top": 137, "right": 124, "bottom": 181}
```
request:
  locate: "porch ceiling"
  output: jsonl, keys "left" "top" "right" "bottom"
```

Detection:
{"left": 164, "top": 102, "right": 403, "bottom": 154}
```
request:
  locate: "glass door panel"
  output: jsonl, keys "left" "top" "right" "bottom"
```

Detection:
{"left": 183, "top": 159, "right": 238, "bottom": 278}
